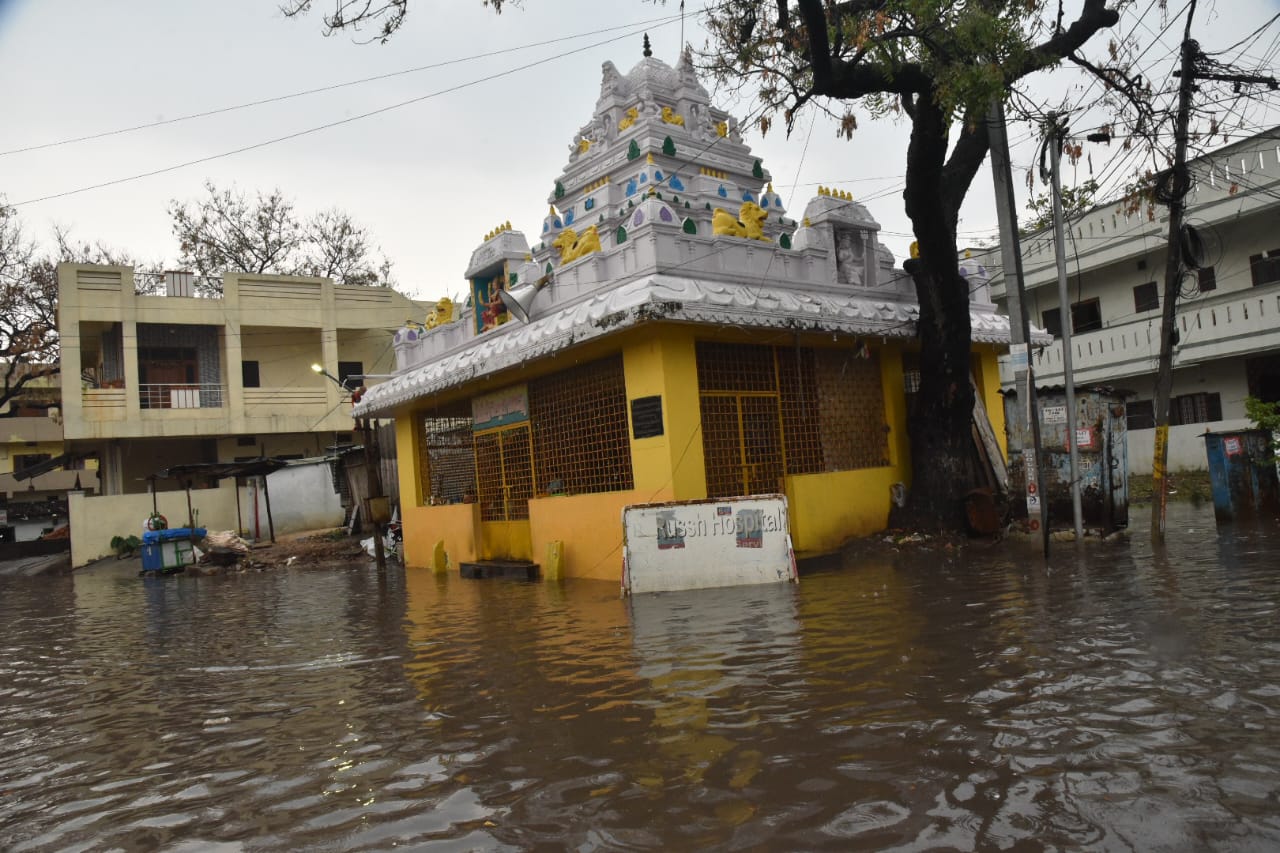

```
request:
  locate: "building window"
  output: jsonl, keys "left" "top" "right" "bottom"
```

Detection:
{"left": 1133, "top": 282, "right": 1159, "bottom": 312}
{"left": 1197, "top": 265, "right": 1217, "bottom": 292}
{"left": 236, "top": 435, "right": 256, "bottom": 447}
{"left": 1126, "top": 394, "right": 1222, "bottom": 429}
{"left": 1249, "top": 249, "right": 1280, "bottom": 287}
{"left": 13, "top": 453, "right": 53, "bottom": 476}
{"left": 1172, "top": 392, "right": 1222, "bottom": 426}
{"left": 338, "top": 361, "right": 363, "bottom": 388}
{"left": 1127, "top": 400, "right": 1155, "bottom": 430}
{"left": 1070, "top": 298, "right": 1103, "bottom": 333}
{"left": 1041, "top": 308, "right": 1062, "bottom": 338}
{"left": 242, "top": 360, "right": 260, "bottom": 388}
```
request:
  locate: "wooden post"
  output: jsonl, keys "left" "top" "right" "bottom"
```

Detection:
{"left": 234, "top": 476, "right": 243, "bottom": 538}
{"left": 261, "top": 474, "right": 276, "bottom": 544}
{"left": 361, "top": 418, "right": 387, "bottom": 572}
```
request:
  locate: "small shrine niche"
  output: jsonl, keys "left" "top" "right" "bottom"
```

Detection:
{"left": 472, "top": 264, "right": 509, "bottom": 333}
{"left": 834, "top": 227, "right": 868, "bottom": 286}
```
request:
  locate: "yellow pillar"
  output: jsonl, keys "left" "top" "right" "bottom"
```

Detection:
{"left": 622, "top": 328, "right": 706, "bottom": 501}
{"left": 974, "top": 346, "right": 1008, "bottom": 459}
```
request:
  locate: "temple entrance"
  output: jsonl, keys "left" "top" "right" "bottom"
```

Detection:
{"left": 474, "top": 424, "right": 533, "bottom": 560}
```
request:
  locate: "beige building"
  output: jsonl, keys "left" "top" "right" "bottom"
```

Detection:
{"left": 1, "top": 368, "right": 96, "bottom": 507}
{"left": 56, "top": 264, "right": 426, "bottom": 563}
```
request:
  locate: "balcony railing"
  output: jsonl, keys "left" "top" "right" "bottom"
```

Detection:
{"left": 1002, "top": 283, "right": 1280, "bottom": 386}
{"left": 139, "top": 383, "right": 224, "bottom": 409}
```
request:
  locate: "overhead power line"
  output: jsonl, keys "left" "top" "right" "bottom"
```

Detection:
{"left": 0, "top": 12, "right": 686, "bottom": 159}
{"left": 10, "top": 16, "right": 684, "bottom": 208}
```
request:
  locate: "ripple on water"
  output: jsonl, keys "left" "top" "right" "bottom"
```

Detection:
{"left": 1, "top": 504, "right": 1279, "bottom": 850}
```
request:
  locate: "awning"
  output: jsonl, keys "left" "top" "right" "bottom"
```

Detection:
{"left": 13, "top": 452, "right": 79, "bottom": 482}
{"left": 151, "top": 458, "right": 287, "bottom": 483}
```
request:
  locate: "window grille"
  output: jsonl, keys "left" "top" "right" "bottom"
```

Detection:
{"left": 419, "top": 413, "right": 476, "bottom": 505}
{"left": 528, "top": 355, "right": 634, "bottom": 496}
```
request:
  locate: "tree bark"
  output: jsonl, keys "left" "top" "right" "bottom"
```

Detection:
{"left": 896, "top": 96, "right": 987, "bottom": 530}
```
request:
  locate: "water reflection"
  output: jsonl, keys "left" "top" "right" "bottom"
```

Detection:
{"left": 1, "top": 503, "right": 1279, "bottom": 850}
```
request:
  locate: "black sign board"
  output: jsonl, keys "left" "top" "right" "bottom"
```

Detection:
{"left": 630, "top": 395, "right": 664, "bottom": 439}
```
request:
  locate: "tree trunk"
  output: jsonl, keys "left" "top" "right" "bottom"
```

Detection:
{"left": 895, "top": 96, "right": 980, "bottom": 532}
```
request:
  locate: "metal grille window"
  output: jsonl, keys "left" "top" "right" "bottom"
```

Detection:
{"left": 419, "top": 412, "right": 476, "bottom": 505}
{"left": 697, "top": 341, "right": 888, "bottom": 498}
{"left": 1172, "top": 392, "right": 1222, "bottom": 426}
{"left": 528, "top": 355, "right": 634, "bottom": 496}
{"left": 475, "top": 425, "right": 533, "bottom": 521}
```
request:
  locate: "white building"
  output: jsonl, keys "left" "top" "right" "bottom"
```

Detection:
{"left": 980, "top": 127, "right": 1280, "bottom": 474}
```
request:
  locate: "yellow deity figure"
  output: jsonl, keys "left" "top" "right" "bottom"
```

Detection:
{"left": 715, "top": 120, "right": 729, "bottom": 138}
{"left": 661, "top": 106, "right": 685, "bottom": 126}
{"left": 618, "top": 107, "right": 639, "bottom": 131}
{"left": 712, "top": 201, "right": 770, "bottom": 242}
{"left": 552, "top": 225, "right": 603, "bottom": 263}
{"left": 579, "top": 137, "right": 592, "bottom": 154}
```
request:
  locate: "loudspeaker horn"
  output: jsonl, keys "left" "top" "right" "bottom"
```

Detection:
{"left": 499, "top": 275, "right": 551, "bottom": 324}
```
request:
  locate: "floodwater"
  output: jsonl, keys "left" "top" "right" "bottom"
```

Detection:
{"left": 2, "top": 503, "right": 1279, "bottom": 851}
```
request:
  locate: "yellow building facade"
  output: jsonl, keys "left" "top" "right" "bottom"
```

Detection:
{"left": 356, "top": 49, "right": 1013, "bottom": 582}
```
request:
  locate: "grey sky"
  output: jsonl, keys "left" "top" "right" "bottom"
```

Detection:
{"left": 1, "top": 1, "right": 1276, "bottom": 301}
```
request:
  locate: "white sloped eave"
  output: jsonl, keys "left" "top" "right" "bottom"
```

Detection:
{"left": 354, "top": 275, "right": 1018, "bottom": 417}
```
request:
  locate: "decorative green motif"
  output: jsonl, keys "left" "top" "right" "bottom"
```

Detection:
{"left": 752, "top": 160, "right": 764, "bottom": 179}
{"left": 662, "top": 136, "right": 676, "bottom": 156}
{"left": 627, "top": 140, "right": 641, "bottom": 160}
{"left": 616, "top": 226, "right": 628, "bottom": 244}
{"left": 682, "top": 218, "right": 697, "bottom": 235}
{"left": 684, "top": 201, "right": 691, "bottom": 208}
{"left": 545, "top": 262, "right": 554, "bottom": 275}
{"left": 779, "top": 233, "right": 791, "bottom": 249}
{"left": 554, "top": 181, "right": 565, "bottom": 199}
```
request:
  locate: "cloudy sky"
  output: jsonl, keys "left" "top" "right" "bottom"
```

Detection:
{"left": 1, "top": 1, "right": 1277, "bottom": 301}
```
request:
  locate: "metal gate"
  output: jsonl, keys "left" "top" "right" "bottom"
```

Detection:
{"left": 474, "top": 424, "right": 533, "bottom": 522}
{"left": 699, "top": 393, "right": 785, "bottom": 498}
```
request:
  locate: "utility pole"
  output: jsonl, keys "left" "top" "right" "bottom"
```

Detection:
{"left": 1151, "top": 1, "right": 1199, "bottom": 543}
{"left": 989, "top": 100, "right": 1050, "bottom": 557}
{"left": 1047, "top": 114, "right": 1084, "bottom": 540}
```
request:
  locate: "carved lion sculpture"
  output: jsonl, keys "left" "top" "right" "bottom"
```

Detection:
{"left": 661, "top": 106, "right": 685, "bottom": 126}
{"left": 618, "top": 107, "right": 639, "bottom": 131}
{"left": 425, "top": 296, "right": 455, "bottom": 329}
{"left": 553, "top": 225, "right": 602, "bottom": 263}
{"left": 712, "top": 201, "right": 770, "bottom": 241}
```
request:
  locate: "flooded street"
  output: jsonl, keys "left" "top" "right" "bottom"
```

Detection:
{"left": 3, "top": 502, "right": 1279, "bottom": 851}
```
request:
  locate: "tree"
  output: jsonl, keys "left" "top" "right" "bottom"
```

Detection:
{"left": 695, "top": 1, "right": 1122, "bottom": 529}
{"left": 169, "top": 181, "right": 392, "bottom": 292}
{"left": 0, "top": 198, "right": 57, "bottom": 413}
{"left": 1024, "top": 178, "right": 1099, "bottom": 235}
{"left": 1, "top": 201, "right": 146, "bottom": 413}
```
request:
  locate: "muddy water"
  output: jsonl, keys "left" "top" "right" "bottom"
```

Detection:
{"left": 3, "top": 502, "right": 1279, "bottom": 851}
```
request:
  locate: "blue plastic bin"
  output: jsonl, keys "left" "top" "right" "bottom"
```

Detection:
{"left": 139, "top": 528, "right": 207, "bottom": 572}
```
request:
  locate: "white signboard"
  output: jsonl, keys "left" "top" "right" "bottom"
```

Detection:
{"left": 1043, "top": 405, "right": 1067, "bottom": 424}
{"left": 622, "top": 494, "right": 797, "bottom": 595}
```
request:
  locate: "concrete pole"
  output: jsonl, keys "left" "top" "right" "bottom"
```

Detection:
{"left": 989, "top": 100, "right": 1049, "bottom": 555}
{"left": 1048, "top": 116, "right": 1084, "bottom": 539}
{"left": 1151, "top": 2, "right": 1199, "bottom": 543}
